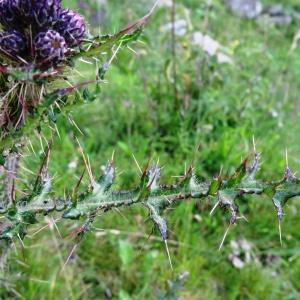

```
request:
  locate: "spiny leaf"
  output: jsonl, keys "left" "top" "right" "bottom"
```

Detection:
{"left": 147, "top": 165, "right": 161, "bottom": 192}
{"left": 218, "top": 189, "right": 239, "bottom": 224}
{"left": 96, "top": 161, "right": 116, "bottom": 194}
{"left": 272, "top": 166, "right": 300, "bottom": 220}
{"left": 224, "top": 159, "right": 248, "bottom": 188}
{"left": 147, "top": 200, "right": 168, "bottom": 241}
{"left": 72, "top": 8, "right": 153, "bottom": 59}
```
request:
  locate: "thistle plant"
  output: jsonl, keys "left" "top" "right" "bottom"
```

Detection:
{"left": 0, "top": 0, "right": 300, "bottom": 278}
{"left": 0, "top": 0, "right": 155, "bottom": 273}
{"left": 0, "top": 0, "right": 86, "bottom": 134}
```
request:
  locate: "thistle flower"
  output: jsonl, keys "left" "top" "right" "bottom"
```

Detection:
{"left": 18, "top": 0, "right": 62, "bottom": 29}
{"left": 0, "top": 29, "right": 26, "bottom": 57}
{"left": 55, "top": 9, "right": 86, "bottom": 47}
{"left": 0, "top": 0, "right": 87, "bottom": 69}
{"left": 0, "top": 0, "right": 19, "bottom": 29}
{"left": 34, "top": 30, "right": 67, "bottom": 65}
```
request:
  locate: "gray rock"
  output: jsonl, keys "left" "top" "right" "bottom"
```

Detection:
{"left": 226, "top": 0, "right": 263, "bottom": 19}
{"left": 264, "top": 5, "right": 293, "bottom": 25}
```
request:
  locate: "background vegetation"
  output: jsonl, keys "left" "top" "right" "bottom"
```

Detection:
{"left": 2, "top": 0, "right": 300, "bottom": 299}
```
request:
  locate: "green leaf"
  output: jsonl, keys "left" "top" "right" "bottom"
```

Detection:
{"left": 119, "top": 290, "right": 132, "bottom": 300}
{"left": 118, "top": 240, "right": 135, "bottom": 267}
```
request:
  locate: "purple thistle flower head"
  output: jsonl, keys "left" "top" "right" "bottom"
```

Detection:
{"left": 0, "top": 0, "right": 19, "bottom": 29}
{"left": 0, "top": 1, "right": 87, "bottom": 69}
{"left": 0, "top": 29, "right": 26, "bottom": 57}
{"left": 18, "top": 0, "right": 62, "bottom": 29}
{"left": 34, "top": 30, "right": 67, "bottom": 66}
{"left": 55, "top": 9, "right": 86, "bottom": 47}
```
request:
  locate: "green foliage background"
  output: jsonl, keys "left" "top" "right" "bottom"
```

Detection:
{"left": 2, "top": 0, "right": 300, "bottom": 299}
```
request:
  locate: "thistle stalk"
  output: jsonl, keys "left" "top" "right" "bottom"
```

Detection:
{"left": 1, "top": 0, "right": 298, "bottom": 282}
{"left": 1, "top": 146, "right": 299, "bottom": 250}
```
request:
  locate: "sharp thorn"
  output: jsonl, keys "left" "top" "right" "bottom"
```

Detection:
{"left": 76, "top": 138, "right": 94, "bottom": 187}
{"left": 219, "top": 165, "right": 223, "bottom": 177}
{"left": 60, "top": 243, "right": 78, "bottom": 274}
{"left": 111, "top": 149, "right": 116, "bottom": 163}
{"left": 17, "top": 234, "right": 25, "bottom": 249}
{"left": 132, "top": 154, "right": 143, "bottom": 175}
{"left": 279, "top": 220, "right": 283, "bottom": 247}
{"left": 51, "top": 217, "right": 62, "bottom": 238}
{"left": 252, "top": 135, "right": 257, "bottom": 153}
{"left": 219, "top": 224, "right": 231, "bottom": 251}
{"left": 237, "top": 215, "right": 249, "bottom": 223}
{"left": 164, "top": 239, "right": 173, "bottom": 270}
{"left": 210, "top": 201, "right": 220, "bottom": 216}
{"left": 285, "top": 148, "right": 289, "bottom": 168}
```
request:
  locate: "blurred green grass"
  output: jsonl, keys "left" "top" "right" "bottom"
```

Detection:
{"left": 3, "top": 0, "right": 300, "bottom": 299}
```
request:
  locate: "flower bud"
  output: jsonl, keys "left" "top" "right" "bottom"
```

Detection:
{"left": 18, "top": 0, "right": 62, "bottom": 28}
{"left": 34, "top": 30, "right": 67, "bottom": 65}
{"left": 55, "top": 9, "right": 86, "bottom": 47}
{"left": 0, "top": 29, "right": 26, "bottom": 57}
{"left": 0, "top": 0, "right": 19, "bottom": 29}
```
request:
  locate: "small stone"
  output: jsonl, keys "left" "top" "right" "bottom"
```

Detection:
{"left": 226, "top": 0, "right": 263, "bottom": 19}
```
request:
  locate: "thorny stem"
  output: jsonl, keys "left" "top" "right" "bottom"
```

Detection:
{"left": 1, "top": 148, "right": 299, "bottom": 246}
{"left": 1, "top": 136, "right": 300, "bottom": 284}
